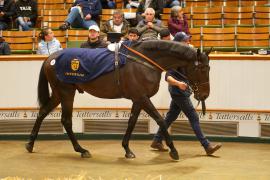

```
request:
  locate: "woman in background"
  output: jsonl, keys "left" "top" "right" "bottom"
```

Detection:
{"left": 37, "top": 28, "right": 62, "bottom": 55}
{"left": 168, "top": 5, "right": 189, "bottom": 36}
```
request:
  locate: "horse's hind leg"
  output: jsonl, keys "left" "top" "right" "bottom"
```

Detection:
{"left": 142, "top": 97, "right": 179, "bottom": 160}
{"left": 26, "top": 94, "right": 60, "bottom": 153}
{"left": 60, "top": 86, "right": 91, "bottom": 158}
{"left": 122, "top": 102, "right": 142, "bottom": 158}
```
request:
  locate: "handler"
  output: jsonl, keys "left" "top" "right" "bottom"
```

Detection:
{"left": 151, "top": 32, "right": 222, "bottom": 155}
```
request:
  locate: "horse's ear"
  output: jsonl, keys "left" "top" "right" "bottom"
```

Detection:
{"left": 195, "top": 49, "right": 201, "bottom": 66}
{"left": 205, "top": 47, "right": 213, "bottom": 56}
{"left": 197, "top": 48, "right": 201, "bottom": 56}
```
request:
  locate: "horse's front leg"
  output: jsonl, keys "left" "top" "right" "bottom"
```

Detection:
{"left": 142, "top": 97, "right": 179, "bottom": 160}
{"left": 60, "top": 87, "right": 91, "bottom": 158}
{"left": 122, "top": 102, "right": 141, "bottom": 158}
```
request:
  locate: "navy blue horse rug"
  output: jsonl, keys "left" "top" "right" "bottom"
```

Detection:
{"left": 55, "top": 48, "right": 126, "bottom": 83}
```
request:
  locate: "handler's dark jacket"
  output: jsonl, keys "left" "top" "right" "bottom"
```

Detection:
{"left": 15, "top": 0, "right": 37, "bottom": 24}
{"left": 80, "top": 38, "right": 108, "bottom": 49}
{"left": 166, "top": 68, "right": 192, "bottom": 97}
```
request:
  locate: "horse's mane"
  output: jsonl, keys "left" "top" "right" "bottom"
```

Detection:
{"left": 132, "top": 40, "right": 197, "bottom": 61}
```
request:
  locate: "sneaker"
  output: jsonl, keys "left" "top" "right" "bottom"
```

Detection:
{"left": 205, "top": 143, "right": 222, "bottom": 155}
{"left": 59, "top": 22, "right": 70, "bottom": 31}
{"left": 150, "top": 140, "right": 168, "bottom": 152}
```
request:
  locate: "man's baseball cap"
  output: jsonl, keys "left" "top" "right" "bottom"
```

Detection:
{"left": 88, "top": 25, "right": 100, "bottom": 32}
{"left": 173, "top": 32, "right": 190, "bottom": 42}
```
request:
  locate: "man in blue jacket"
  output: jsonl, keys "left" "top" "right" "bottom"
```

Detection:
{"left": 59, "top": 0, "right": 102, "bottom": 30}
{"left": 151, "top": 32, "right": 222, "bottom": 156}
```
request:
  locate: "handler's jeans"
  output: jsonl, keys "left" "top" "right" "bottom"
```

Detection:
{"left": 153, "top": 95, "right": 210, "bottom": 149}
{"left": 65, "top": 7, "right": 97, "bottom": 29}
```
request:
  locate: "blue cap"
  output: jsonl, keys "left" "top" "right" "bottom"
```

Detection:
{"left": 173, "top": 32, "right": 190, "bottom": 42}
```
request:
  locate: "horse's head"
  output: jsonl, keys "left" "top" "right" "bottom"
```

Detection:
{"left": 186, "top": 48, "right": 211, "bottom": 102}
{"left": 128, "top": 40, "right": 211, "bottom": 101}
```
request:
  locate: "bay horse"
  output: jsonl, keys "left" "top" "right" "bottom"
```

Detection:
{"left": 25, "top": 40, "right": 211, "bottom": 160}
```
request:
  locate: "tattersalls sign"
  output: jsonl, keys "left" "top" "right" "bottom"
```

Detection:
{"left": 0, "top": 110, "right": 152, "bottom": 120}
{"left": 0, "top": 109, "right": 269, "bottom": 122}
{"left": 0, "top": 109, "right": 269, "bottom": 137}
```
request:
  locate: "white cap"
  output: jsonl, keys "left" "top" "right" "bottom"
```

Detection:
{"left": 88, "top": 25, "right": 100, "bottom": 32}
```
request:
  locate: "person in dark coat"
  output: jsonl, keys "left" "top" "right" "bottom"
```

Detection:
{"left": 80, "top": 25, "right": 108, "bottom": 49}
{"left": 14, "top": 0, "right": 37, "bottom": 31}
{"left": 0, "top": 36, "right": 11, "bottom": 55}
{"left": 0, "top": 0, "right": 15, "bottom": 30}
{"left": 136, "top": 0, "right": 163, "bottom": 20}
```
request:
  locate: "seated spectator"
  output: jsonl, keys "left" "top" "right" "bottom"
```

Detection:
{"left": 80, "top": 25, "right": 108, "bottom": 48}
{"left": 59, "top": 0, "right": 101, "bottom": 31}
{"left": 159, "top": 28, "right": 172, "bottom": 40}
{"left": 100, "top": 10, "right": 129, "bottom": 41}
{"left": 168, "top": 5, "right": 190, "bottom": 36}
{"left": 125, "top": 0, "right": 140, "bottom": 9}
{"left": 174, "top": 31, "right": 193, "bottom": 48}
{"left": 37, "top": 28, "right": 62, "bottom": 55}
{"left": 164, "top": 0, "right": 180, "bottom": 8}
{"left": 15, "top": 0, "right": 37, "bottom": 31}
{"left": 100, "top": 0, "right": 116, "bottom": 9}
{"left": 0, "top": 36, "right": 11, "bottom": 55}
{"left": 127, "top": 27, "right": 139, "bottom": 41}
{"left": 136, "top": 8, "right": 164, "bottom": 41}
{"left": 136, "top": 0, "right": 163, "bottom": 21}
{"left": 0, "top": 0, "right": 15, "bottom": 30}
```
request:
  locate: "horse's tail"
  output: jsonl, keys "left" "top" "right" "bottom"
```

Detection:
{"left": 37, "top": 62, "right": 50, "bottom": 107}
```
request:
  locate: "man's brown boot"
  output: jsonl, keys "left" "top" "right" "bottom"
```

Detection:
{"left": 205, "top": 143, "right": 222, "bottom": 155}
{"left": 150, "top": 140, "right": 168, "bottom": 152}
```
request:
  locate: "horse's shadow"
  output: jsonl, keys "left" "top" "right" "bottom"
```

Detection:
{"left": 193, "top": 154, "right": 221, "bottom": 158}
{"left": 27, "top": 149, "right": 224, "bottom": 175}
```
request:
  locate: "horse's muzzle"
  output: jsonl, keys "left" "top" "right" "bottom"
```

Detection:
{"left": 194, "top": 82, "right": 210, "bottom": 101}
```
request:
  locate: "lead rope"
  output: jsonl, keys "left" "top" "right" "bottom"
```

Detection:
{"left": 122, "top": 44, "right": 166, "bottom": 72}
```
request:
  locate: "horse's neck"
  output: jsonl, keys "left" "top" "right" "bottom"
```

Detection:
{"left": 144, "top": 50, "right": 189, "bottom": 70}
{"left": 131, "top": 40, "right": 194, "bottom": 70}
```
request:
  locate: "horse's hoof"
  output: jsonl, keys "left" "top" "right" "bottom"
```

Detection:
{"left": 169, "top": 150, "right": 179, "bottom": 160}
{"left": 81, "top": 151, "right": 91, "bottom": 158}
{"left": 125, "top": 152, "right": 136, "bottom": 159}
{"left": 25, "top": 143, "right": 33, "bottom": 153}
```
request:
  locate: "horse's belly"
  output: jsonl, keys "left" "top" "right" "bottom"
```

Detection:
{"left": 77, "top": 71, "right": 123, "bottom": 99}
